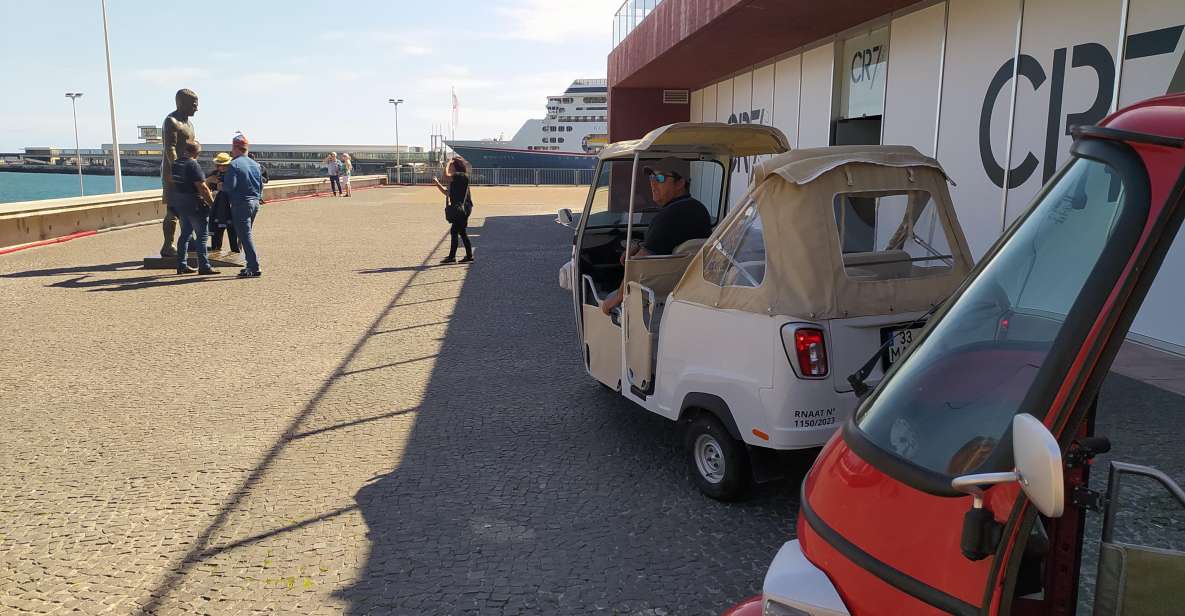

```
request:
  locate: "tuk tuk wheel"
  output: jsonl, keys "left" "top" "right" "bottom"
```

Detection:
{"left": 685, "top": 414, "right": 750, "bottom": 500}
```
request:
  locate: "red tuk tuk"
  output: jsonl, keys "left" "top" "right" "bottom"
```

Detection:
{"left": 728, "top": 94, "right": 1185, "bottom": 615}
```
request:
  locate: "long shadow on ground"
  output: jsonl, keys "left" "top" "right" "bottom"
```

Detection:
{"left": 333, "top": 215, "right": 798, "bottom": 615}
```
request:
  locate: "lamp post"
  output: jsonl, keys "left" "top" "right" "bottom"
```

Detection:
{"left": 65, "top": 92, "right": 85, "bottom": 196}
{"left": 100, "top": 0, "right": 122, "bottom": 192}
{"left": 388, "top": 98, "right": 403, "bottom": 184}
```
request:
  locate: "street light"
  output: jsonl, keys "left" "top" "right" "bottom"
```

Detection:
{"left": 65, "top": 92, "right": 84, "bottom": 196}
{"left": 388, "top": 98, "right": 403, "bottom": 184}
{"left": 100, "top": 0, "right": 122, "bottom": 192}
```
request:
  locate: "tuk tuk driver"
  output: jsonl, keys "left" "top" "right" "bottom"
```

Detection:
{"left": 601, "top": 156, "right": 712, "bottom": 315}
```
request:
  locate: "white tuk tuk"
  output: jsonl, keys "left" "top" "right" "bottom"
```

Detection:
{"left": 558, "top": 123, "right": 975, "bottom": 499}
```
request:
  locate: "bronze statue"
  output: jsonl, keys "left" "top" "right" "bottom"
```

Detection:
{"left": 160, "top": 89, "right": 199, "bottom": 257}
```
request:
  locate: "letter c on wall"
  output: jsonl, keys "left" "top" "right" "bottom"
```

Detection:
{"left": 980, "top": 55, "right": 1046, "bottom": 188}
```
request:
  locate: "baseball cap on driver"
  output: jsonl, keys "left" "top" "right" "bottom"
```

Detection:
{"left": 642, "top": 156, "right": 690, "bottom": 179}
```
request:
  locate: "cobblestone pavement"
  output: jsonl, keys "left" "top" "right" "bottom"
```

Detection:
{"left": 0, "top": 186, "right": 798, "bottom": 615}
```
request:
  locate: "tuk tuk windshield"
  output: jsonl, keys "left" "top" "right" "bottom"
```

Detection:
{"left": 585, "top": 158, "right": 726, "bottom": 229}
{"left": 855, "top": 154, "right": 1137, "bottom": 477}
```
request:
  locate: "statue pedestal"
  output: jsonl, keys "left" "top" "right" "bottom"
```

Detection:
{"left": 143, "top": 250, "right": 245, "bottom": 269}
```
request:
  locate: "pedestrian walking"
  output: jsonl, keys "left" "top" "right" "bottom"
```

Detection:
{"left": 224, "top": 133, "right": 265, "bottom": 277}
{"left": 340, "top": 152, "right": 353, "bottom": 197}
{"left": 325, "top": 152, "right": 342, "bottom": 196}
{"left": 207, "top": 152, "right": 239, "bottom": 253}
{"left": 432, "top": 156, "right": 474, "bottom": 263}
{"left": 171, "top": 141, "right": 218, "bottom": 275}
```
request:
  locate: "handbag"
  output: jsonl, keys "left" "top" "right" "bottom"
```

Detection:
{"left": 444, "top": 185, "right": 472, "bottom": 224}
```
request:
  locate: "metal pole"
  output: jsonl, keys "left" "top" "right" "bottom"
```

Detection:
{"left": 395, "top": 103, "right": 401, "bottom": 185}
{"left": 100, "top": 0, "right": 122, "bottom": 192}
{"left": 66, "top": 93, "right": 84, "bottom": 196}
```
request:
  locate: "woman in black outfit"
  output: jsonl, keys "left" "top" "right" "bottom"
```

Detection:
{"left": 433, "top": 156, "right": 474, "bottom": 263}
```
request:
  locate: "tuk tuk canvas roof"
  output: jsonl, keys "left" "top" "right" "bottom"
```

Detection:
{"left": 671, "top": 146, "right": 974, "bottom": 320}
{"left": 751, "top": 145, "right": 950, "bottom": 186}
{"left": 598, "top": 122, "right": 790, "bottom": 160}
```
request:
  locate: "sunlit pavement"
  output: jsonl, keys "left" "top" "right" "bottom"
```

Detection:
{"left": 0, "top": 186, "right": 798, "bottom": 615}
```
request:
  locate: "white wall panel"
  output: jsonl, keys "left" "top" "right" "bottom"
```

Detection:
{"left": 701, "top": 84, "right": 718, "bottom": 126}
{"left": 1118, "top": 0, "right": 1185, "bottom": 106}
{"left": 729, "top": 71, "right": 755, "bottom": 205}
{"left": 799, "top": 43, "right": 835, "bottom": 147}
{"left": 690, "top": 89, "right": 704, "bottom": 123}
{"left": 935, "top": 0, "right": 1020, "bottom": 259}
{"left": 772, "top": 55, "right": 802, "bottom": 146}
{"left": 1003, "top": 0, "right": 1123, "bottom": 224}
{"left": 881, "top": 2, "right": 947, "bottom": 155}
{"left": 1124, "top": 0, "right": 1185, "bottom": 350}
{"left": 716, "top": 77, "right": 734, "bottom": 123}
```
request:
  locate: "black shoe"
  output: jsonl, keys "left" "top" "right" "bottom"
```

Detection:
{"left": 237, "top": 269, "right": 261, "bottom": 278}
{"left": 198, "top": 268, "right": 219, "bottom": 275}
{"left": 161, "top": 245, "right": 178, "bottom": 258}
{"left": 177, "top": 266, "right": 197, "bottom": 274}
{"left": 459, "top": 256, "right": 474, "bottom": 263}
{"left": 440, "top": 256, "right": 457, "bottom": 264}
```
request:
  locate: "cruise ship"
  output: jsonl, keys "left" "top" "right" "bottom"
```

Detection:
{"left": 445, "top": 79, "right": 607, "bottom": 170}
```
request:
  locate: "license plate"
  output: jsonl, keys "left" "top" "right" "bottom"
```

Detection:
{"left": 881, "top": 325, "right": 922, "bottom": 371}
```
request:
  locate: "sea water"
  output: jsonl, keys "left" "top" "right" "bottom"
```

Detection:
{"left": 0, "top": 172, "right": 162, "bottom": 204}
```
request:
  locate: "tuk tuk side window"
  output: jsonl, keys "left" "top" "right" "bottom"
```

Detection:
{"left": 833, "top": 190, "right": 954, "bottom": 281}
{"left": 703, "top": 198, "right": 766, "bottom": 288}
{"left": 853, "top": 155, "right": 1137, "bottom": 480}
{"left": 585, "top": 159, "right": 726, "bottom": 229}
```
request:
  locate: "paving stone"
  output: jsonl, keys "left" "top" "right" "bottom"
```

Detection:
{"left": 11, "top": 185, "right": 1174, "bottom": 614}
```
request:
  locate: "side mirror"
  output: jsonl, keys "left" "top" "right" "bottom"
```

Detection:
{"left": 951, "top": 414, "right": 1064, "bottom": 560}
{"left": 556, "top": 208, "right": 576, "bottom": 228}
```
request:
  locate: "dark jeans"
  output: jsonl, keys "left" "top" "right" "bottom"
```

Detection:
{"left": 328, "top": 175, "right": 342, "bottom": 195}
{"left": 232, "top": 199, "right": 261, "bottom": 273}
{"left": 210, "top": 224, "right": 239, "bottom": 251}
{"left": 448, "top": 220, "right": 472, "bottom": 259}
{"left": 174, "top": 196, "right": 212, "bottom": 271}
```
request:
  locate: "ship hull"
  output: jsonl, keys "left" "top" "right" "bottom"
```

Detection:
{"left": 446, "top": 144, "right": 597, "bottom": 170}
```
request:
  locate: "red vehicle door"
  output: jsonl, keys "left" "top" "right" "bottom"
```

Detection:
{"left": 799, "top": 95, "right": 1185, "bottom": 616}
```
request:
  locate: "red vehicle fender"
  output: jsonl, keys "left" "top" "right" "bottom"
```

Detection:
{"left": 722, "top": 595, "right": 764, "bottom": 616}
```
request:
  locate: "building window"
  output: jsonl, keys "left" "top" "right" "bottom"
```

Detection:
{"left": 559, "top": 138, "right": 565, "bottom": 143}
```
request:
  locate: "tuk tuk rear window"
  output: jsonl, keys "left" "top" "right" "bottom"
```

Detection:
{"left": 852, "top": 153, "right": 1142, "bottom": 481}
{"left": 833, "top": 190, "right": 954, "bottom": 281}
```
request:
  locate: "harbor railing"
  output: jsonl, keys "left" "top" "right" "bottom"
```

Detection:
{"left": 613, "top": 0, "right": 662, "bottom": 47}
{"left": 389, "top": 168, "right": 596, "bottom": 187}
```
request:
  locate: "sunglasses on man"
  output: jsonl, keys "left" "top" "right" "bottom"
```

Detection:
{"left": 650, "top": 172, "right": 682, "bottom": 184}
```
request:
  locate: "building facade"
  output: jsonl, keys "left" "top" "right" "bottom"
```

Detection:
{"left": 608, "top": 0, "right": 1185, "bottom": 352}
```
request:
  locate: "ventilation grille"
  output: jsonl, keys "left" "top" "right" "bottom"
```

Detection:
{"left": 663, "top": 89, "right": 690, "bottom": 104}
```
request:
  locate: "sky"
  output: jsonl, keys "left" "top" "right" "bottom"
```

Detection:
{"left": 0, "top": 1, "right": 620, "bottom": 152}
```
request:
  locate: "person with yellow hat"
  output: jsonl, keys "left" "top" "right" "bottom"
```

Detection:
{"left": 207, "top": 152, "right": 238, "bottom": 252}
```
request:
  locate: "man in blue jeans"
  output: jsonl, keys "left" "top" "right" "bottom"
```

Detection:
{"left": 222, "top": 133, "right": 264, "bottom": 277}
{"left": 171, "top": 141, "right": 218, "bottom": 275}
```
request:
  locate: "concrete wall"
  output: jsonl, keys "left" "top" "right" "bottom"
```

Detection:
{"left": 687, "top": 0, "right": 1185, "bottom": 352}
{"left": 0, "top": 175, "right": 386, "bottom": 250}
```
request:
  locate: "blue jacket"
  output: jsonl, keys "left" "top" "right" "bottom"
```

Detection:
{"left": 223, "top": 155, "right": 263, "bottom": 205}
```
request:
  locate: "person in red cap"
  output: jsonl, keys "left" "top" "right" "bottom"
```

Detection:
{"left": 223, "top": 132, "right": 265, "bottom": 277}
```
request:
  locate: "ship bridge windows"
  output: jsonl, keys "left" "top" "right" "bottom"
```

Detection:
{"left": 583, "top": 96, "right": 606, "bottom": 104}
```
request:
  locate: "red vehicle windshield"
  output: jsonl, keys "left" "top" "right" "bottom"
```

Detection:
{"left": 849, "top": 143, "right": 1151, "bottom": 490}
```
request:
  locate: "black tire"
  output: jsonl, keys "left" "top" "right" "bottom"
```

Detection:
{"left": 684, "top": 413, "right": 750, "bottom": 501}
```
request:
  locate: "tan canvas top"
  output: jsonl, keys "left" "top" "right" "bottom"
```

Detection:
{"left": 670, "top": 146, "right": 974, "bottom": 320}
{"left": 751, "top": 145, "right": 950, "bottom": 186}
{"left": 599, "top": 123, "right": 791, "bottom": 160}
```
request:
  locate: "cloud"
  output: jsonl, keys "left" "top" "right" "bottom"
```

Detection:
{"left": 401, "top": 44, "right": 432, "bottom": 56}
{"left": 229, "top": 72, "right": 305, "bottom": 93}
{"left": 131, "top": 67, "right": 211, "bottom": 87}
{"left": 494, "top": 0, "right": 617, "bottom": 43}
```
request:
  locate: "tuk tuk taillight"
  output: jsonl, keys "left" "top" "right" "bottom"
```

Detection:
{"left": 788, "top": 327, "right": 828, "bottom": 378}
